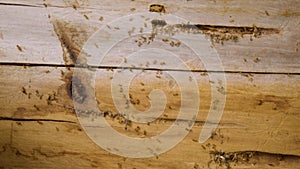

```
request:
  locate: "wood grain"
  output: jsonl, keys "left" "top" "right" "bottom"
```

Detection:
{"left": 0, "top": 1, "right": 299, "bottom": 73}
{"left": 0, "top": 0, "right": 300, "bottom": 168}
{"left": 0, "top": 65, "right": 299, "bottom": 168}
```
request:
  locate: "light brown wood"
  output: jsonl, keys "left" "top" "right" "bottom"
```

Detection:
{"left": 0, "top": 0, "right": 300, "bottom": 168}
{"left": 0, "top": 65, "right": 299, "bottom": 168}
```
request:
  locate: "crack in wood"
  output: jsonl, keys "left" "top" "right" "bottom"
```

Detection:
{"left": 0, "top": 2, "right": 40, "bottom": 8}
{"left": 1, "top": 63, "right": 300, "bottom": 75}
{"left": 76, "top": 109, "right": 243, "bottom": 129}
{"left": 0, "top": 117, "right": 76, "bottom": 124}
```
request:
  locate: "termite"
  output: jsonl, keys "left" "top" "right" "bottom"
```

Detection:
{"left": 175, "top": 41, "right": 181, "bottom": 47}
{"left": 135, "top": 126, "right": 141, "bottom": 133}
{"left": 28, "top": 93, "right": 32, "bottom": 99}
{"left": 170, "top": 41, "right": 175, "bottom": 47}
{"left": 265, "top": 10, "right": 270, "bottom": 16}
{"left": 21, "top": 87, "right": 27, "bottom": 95}
{"left": 16, "top": 45, "right": 23, "bottom": 52}
{"left": 33, "top": 105, "right": 40, "bottom": 111}
{"left": 137, "top": 41, "right": 142, "bottom": 47}
{"left": 83, "top": 14, "right": 89, "bottom": 20}
{"left": 141, "top": 36, "right": 147, "bottom": 42}
{"left": 162, "top": 38, "right": 169, "bottom": 42}
{"left": 253, "top": 57, "right": 261, "bottom": 63}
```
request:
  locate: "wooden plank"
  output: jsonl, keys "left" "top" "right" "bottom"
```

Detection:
{"left": 0, "top": 120, "right": 299, "bottom": 169}
{"left": 0, "top": 3, "right": 299, "bottom": 73}
{"left": 1, "top": 0, "right": 300, "bottom": 27}
{"left": 0, "top": 65, "right": 299, "bottom": 151}
{"left": 0, "top": 65, "right": 300, "bottom": 168}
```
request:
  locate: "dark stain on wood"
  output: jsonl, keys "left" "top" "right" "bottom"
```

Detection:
{"left": 51, "top": 20, "right": 89, "bottom": 65}
{"left": 66, "top": 76, "right": 87, "bottom": 104}
{"left": 151, "top": 19, "right": 167, "bottom": 27}
{"left": 151, "top": 20, "right": 280, "bottom": 44}
{"left": 51, "top": 19, "right": 95, "bottom": 109}
{"left": 255, "top": 95, "right": 291, "bottom": 110}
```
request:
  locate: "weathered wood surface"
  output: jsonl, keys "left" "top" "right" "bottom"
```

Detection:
{"left": 0, "top": 0, "right": 300, "bottom": 168}
{"left": 0, "top": 0, "right": 300, "bottom": 73}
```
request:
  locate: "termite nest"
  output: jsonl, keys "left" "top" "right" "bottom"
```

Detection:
{"left": 208, "top": 151, "right": 256, "bottom": 169}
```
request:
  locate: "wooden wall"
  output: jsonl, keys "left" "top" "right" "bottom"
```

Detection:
{"left": 0, "top": 0, "right": 299, "bottom": 168}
